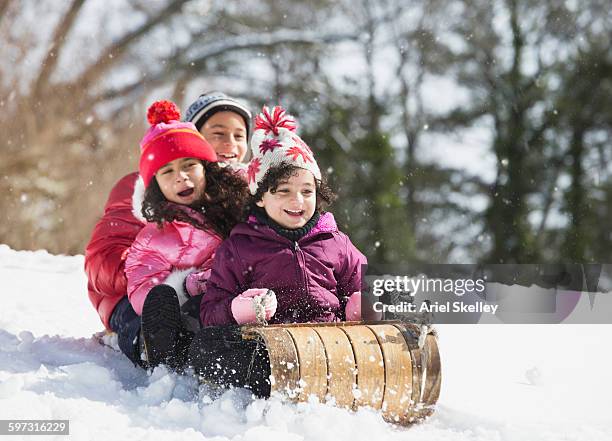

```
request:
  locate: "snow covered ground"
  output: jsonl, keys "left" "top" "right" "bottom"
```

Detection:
{"left": 1, "top": 243, "right": 611, "bottom": 440}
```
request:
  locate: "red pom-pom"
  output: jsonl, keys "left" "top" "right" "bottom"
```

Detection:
{"left": 147, "top": 100, "right": 181, "bottom": 126}
{"left": 254, "top": 106, "right": 296, "bottom": 136}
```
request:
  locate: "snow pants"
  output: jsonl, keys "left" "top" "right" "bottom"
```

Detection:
{"left": 109, "top": 296, "right": 143, "bottom": 366}
{"left": 187, "top": 325, "right": 271, "bottom": 398}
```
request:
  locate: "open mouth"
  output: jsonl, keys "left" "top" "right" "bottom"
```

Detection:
{"left": 284, "top": 209, "right": 304, "bottom": 217}
{"left": 218, "top": 152, "right": 238, "bottom": 161}
{"left": 177, "top": 188, "right": 195, "bottom": 197}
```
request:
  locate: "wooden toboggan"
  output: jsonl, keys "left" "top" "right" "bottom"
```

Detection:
{"left": 242, "top": 321, "right": 441, "bottom": 425}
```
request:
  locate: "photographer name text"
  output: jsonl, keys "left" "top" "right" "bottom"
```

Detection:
{"left": 372, "top": 300, "right": 498, "bottom": 314}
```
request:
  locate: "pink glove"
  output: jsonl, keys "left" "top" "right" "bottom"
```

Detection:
{"left": 231, "top": 288, "right": 277, "bottom": 325}
{"left": 345, "top": 292, "right": 382, "bottom": 321}
{"left": 184, "top": 269, "right": 211, "bottom": 297}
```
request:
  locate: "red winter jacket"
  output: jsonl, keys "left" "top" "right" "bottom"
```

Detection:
{"left": 85, "top": 173, "right": 145, "bottom": 329}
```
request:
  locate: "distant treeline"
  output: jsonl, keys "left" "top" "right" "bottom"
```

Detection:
{"left": 0, "top": 0, "right": 610, "bottom": 263}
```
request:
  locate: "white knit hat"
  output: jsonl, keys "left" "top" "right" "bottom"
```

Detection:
{"left": 247, "top": 106, "right": 321, "bottom": 195}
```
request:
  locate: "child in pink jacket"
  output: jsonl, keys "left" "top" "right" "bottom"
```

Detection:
{"left": 124, "top": 100, "right": 249, "bottom": 369}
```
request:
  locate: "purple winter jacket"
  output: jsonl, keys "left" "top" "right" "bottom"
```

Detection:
{"left": 200, "top": 212, "right": 367, "bottom": 326}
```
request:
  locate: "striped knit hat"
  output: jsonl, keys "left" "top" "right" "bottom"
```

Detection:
{"left": 184, "top": 91, "right": 252, "bottom": 138}
{"left": 246, "top": 106, "right": 321, "bottom": 195}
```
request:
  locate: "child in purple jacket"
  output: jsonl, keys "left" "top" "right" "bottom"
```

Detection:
{"left": 187, "top": 106, "right": 372, "bottom": 396}
{"left": 199, "top": 105, "right": 369, "bottom": 327}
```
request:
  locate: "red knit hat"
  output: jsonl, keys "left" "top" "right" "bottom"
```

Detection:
{"left": 139, "top": 100, "right": 217, "bottom": 187}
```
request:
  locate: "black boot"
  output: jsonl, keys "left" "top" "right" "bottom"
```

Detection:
{"left": 187, "top": 325, "right": 272, "bottom": 398}
{"left": 141, "top": 284, "right": 182, "bottom": 370}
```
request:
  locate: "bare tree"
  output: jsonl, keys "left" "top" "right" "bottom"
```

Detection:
{"left": 0, "top": 0, "right": 366, "bottom": 253}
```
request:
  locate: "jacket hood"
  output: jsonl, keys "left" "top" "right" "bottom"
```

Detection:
{"left": 131, "top": 175, "right": 146, "bottom": 223}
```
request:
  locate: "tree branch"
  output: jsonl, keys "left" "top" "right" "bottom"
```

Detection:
{"left": 33, "top": 0, "right": 86, "bottom": 98}
{"left": 0, "top": 0, "right": 11, "bottom": 22}
{"left": 89, "top": 27, "right": 362, "bottom": 105}
{"left": 73, "top": 0, "right": 190, "bottom": 92}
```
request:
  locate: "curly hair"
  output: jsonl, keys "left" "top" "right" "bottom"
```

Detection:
{"left": 142, "top": 161, "right": 249, "bottom": 239}
{"left": 251, "top": 163, "right": 336, "bottom": 212}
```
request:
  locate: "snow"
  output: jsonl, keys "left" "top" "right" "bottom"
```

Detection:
{"left": 1, "top": 243, "right": 611, "bottom": 440}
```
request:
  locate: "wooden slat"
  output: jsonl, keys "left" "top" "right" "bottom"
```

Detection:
{"left": 312, "top": 327, "right": 356, "bottom": 408}
{"left": 247, "top": 327, "right": 300, "bottom": 398}
{"left": 392, "top": 324, "right": 442, "bottom": 422}
{"left": 367, "top": 324, "right": 413, "bottom": 424}
{"left": 341, "top": 326, "right": 385, "bottom": 410}
{"left": 392, "top": 323, "right": 424, "bottom": 423}
{"left": 286, "top": 327, "right": 328, "bottom": 401}
{"left": 414, "top": 334, "right": 442, "bottom": 420}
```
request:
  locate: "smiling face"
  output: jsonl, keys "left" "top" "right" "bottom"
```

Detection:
{"left": 155, "top": 157, "right": 206, "bottom": 205}
{"left": 256, "top": 168, "right": 316, "bottom": 229}
{"left": 200, "top": 111, "right": 248, "bottom": 163}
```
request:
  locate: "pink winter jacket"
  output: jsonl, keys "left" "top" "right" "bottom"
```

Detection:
{"left": 124, "top": 206, "right": 222, "bottom": 316}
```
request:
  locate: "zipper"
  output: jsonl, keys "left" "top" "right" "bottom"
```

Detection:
{"left": 292, "top": 240, "right": 309, "bottom": 299}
